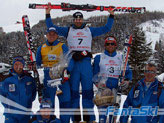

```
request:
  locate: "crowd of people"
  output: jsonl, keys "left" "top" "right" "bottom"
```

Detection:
{"left": 0, "top": 2, "right": 164, "bottom": 123}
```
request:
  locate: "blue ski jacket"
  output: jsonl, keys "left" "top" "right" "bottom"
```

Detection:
{"left": 93, "top": 50, "right": 132, "bottom": 89}
{"left": 46, "top": 14, "right": 114, "bottom": 38}
{"left": 0, "top": 70, "right": 36, "bottom": 118}
{"left": 120, "top": 78, "right": 164, "bottom": 123}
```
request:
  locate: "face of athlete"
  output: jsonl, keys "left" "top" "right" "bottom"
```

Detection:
{"left": 144, "top": 64, "right": 157, "bottom": 82}
{"left": 13, "top": 61, "right": 23, "bottom": 74}
{"left": 105, "top": 40, "right": 117, "bottom": 54}
{"left": 46, "top": 31, "right": 58, "bottom": 43}
{"left": 40, "top": 108, "right": 51, "bottom": 119}
{"left": 74, "top": 18, "right": 83, "bottom": 28}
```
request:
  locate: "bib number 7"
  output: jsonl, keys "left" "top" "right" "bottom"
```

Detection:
{"left": 78, "top": 38, "right": 83, "bottom": 45}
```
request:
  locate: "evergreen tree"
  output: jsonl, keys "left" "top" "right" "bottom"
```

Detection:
{"left": 154, "top": 38, "right": 164, "bottom": 74}
{"left": 129, "top": 27, "right": 152, "bottom": 84}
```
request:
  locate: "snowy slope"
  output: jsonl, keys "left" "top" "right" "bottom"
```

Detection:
{"left": 3, "top": 18, "right": 164, "bottom": 51}
{"left": 139, "top": 18, "right": 164, "bottom": 50}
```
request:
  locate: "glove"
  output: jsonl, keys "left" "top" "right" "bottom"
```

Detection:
{"left": 61, "top": 68, "right": 70, "bottom": 84}
{"left": 120, "top": 80, "right": 129, "bottom": 91}
{"left": 72, "top": 52, "right": 83, "bottom": 61}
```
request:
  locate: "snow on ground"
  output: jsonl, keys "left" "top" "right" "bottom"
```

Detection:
{"left": 139, "top": 18, "right": 164, "bottom": 50}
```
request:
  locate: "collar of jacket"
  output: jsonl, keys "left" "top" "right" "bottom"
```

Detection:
{"left": 46, "top": 40, "right": 60, "bottom": 46}
{"left": 139, "top": 78, "right": 159, "bottom": 89}
{"left": 10, "top": 69, "right": 29, "bottom": 79}
{"left": 71, "top": 23, "right": 86, "bottom": 29}
{"left": 104, "top": 50, "right": 117, "bottom": 57}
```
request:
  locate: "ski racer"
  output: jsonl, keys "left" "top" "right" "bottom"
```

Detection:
{"left": 31, "top": 98, "right": 61, "bottom": 123}
{"left": 0, "top": 56, "right": 36, "bottom": 123}
{"left": 93, "top": 36, "right": 132, "bottom": 122}
{"left": 45, "top": 2, "right": 114, "bottom": 122}
{"left": 36, "top": 27, "right": 71, "bottom": 123}
{"left": 120, "top": 62, "right": 164, "bottom": 123}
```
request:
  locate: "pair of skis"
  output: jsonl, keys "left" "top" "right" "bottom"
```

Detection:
{"left": 29, "top": 3, "right": 146, "bottom": 13}
{"left": 22, "top": 15, "right": 43, "bottom": 102}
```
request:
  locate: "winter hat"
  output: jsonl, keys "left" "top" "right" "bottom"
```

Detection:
{"left": 47, "top": 27, "right": 58, "bottom": 34}
{"left": 40, "top": 98, "right": 52, "bottom": 109}
{"left": 104, "top": 36, "right": 117, "bottom": 46}
{"left": 73, "top": 12, "right": 83, "bottom": 19}
{"left": 12, "top": 56, "right": 25, "bottom": 66}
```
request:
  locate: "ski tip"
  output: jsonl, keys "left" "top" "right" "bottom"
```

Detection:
{"left": 29, "top": 3, "right": 36, "bottom": 9}
{"left": 22, "top": 15, "right": 28, "bottom": 18}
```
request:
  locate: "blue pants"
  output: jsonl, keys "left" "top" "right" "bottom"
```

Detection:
{"left": 69, "top": 58, "right": 95, "bottom": 121}
{"left": 43, "top": 69, "right": 71, "bottom": 123}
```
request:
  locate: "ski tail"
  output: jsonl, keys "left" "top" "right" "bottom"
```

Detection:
{"left": 29, "top": 3, "right": 146, "bottom": 13}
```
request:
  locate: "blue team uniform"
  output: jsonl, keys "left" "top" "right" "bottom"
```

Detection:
{"left": 120, "top": 78, "right": 164, "bottom": 123}
{"left": 46, "top": 14, "right": 114, "bottom": 122}
{"left": 93, "top": 50, "right": 132, "bottom": 122}
{"left": 0, "top": 70, "right": 36, "bottom": 123}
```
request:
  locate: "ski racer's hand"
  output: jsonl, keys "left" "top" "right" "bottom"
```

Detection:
{"left": 46, "top": 2, "right": 52, "bottom": 14}
{"left": 107, "top": 9, "right": 114, "bottom": 15}
{"left": 120, "top": 80, "right": 129, "bottom": 91}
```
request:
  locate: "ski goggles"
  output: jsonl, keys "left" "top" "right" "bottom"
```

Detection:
{"left": 105, "top": 42, "right": 116, "bottom": 46}
{"left": 144, "top": 70, "right": 156, "bottom": 74}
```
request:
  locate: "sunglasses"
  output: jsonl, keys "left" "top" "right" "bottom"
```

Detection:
{"left": 105, "top": 43, "right": 116, "bottom": 46}
{"left": 144, "top": 70, "right": 156, "bottom": 74}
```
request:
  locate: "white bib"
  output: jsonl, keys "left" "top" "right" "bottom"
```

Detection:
{"left": 99, "top": 53, "right": 122, "bottom": 79}
{"left": 67, "top": 27, "right": 92, "bottom": 52}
